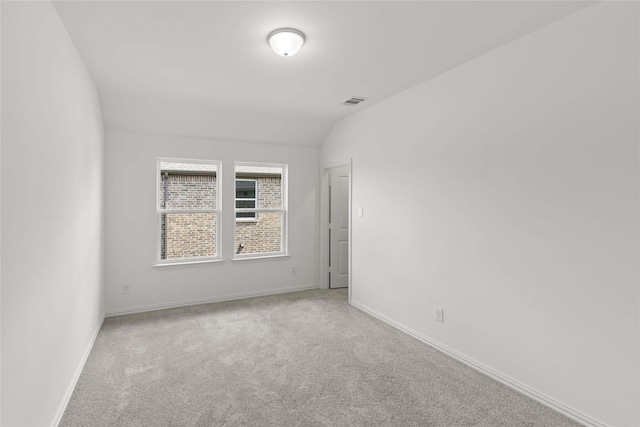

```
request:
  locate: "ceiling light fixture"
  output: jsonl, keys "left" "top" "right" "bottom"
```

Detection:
{"left": 268, "top": 28, "right": 305, "bottom": 57}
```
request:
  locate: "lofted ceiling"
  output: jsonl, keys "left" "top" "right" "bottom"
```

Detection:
{"left": 52, "top": 1, "right": 593, "bottom": 146}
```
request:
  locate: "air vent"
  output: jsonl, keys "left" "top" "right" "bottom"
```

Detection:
{"left": 342, "top": 96, "right": 367, "bottom": 107}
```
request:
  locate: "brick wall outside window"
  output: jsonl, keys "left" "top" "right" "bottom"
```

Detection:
{"left": 236, "top": 177, "right": 283, "bottom": 255}
{"left": 160, "top": 174, "right": 217, "bottom": 259}
{"left": 159, "top": 174, "right": 282, "bottom": 259}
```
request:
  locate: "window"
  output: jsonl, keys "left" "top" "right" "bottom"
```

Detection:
{"left": 234, "top": 163, "right": 287, "bottom": 258}
{"left": 236, "top": 179, "right": 257, "bottom": 221}
{"left": 157, "top": 158, "right": 220, "bottom": 264}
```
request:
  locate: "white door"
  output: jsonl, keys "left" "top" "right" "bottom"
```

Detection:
{"left": 329, "top": 165, "right": 349, "bottom": 288}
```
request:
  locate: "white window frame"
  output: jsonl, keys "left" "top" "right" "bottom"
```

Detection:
{"left": 234, "top": 162, "right": 288, "bottom": 260}
{"left": 235, "top": 179, "right": 258, "bottom": 222}
{"left": 155, "top": 157, "right": 222, "bottom": 266}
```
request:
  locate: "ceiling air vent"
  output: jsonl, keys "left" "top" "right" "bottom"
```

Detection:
{"left": 342, "top": 96, "right": 367, "bottom": 107}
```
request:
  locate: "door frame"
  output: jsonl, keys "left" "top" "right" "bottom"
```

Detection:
{"left": 320, "top": 159, "right": 353, "bottom": 303}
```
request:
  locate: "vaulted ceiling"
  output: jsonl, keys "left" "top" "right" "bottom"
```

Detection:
{"left": 52, "top": 1, "right": 593, "bottom": 146}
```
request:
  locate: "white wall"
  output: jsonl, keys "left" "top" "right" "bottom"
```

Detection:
{"left": 99, "top": 91, "right": 335, "bottom": 147}
{"left": 105, "top": 130, "right": 319, "bottom": 314}
{"left": 1, "top": 2, "right": 105, "bottom": 426}
{"left": 322, "top": 3, "right": 639, "bottom": 427}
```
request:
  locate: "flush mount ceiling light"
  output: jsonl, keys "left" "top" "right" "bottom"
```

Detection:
{"left": 268, "top": 28, "right": 305, "bottom": 57}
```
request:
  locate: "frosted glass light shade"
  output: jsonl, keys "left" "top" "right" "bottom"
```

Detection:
{"left": 268, "top": 28, "right": 305, "bottom": 57}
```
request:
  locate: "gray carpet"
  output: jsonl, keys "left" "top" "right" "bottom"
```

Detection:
{"left": 60, "top": 289, "right": 581, "bottom": 426}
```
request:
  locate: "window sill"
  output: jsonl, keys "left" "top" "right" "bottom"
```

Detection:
{"left": 231, "top": 254, "right": 290, "bottom": 262}
{"left": 154, "top": 258, "right": 225, "bottom": 268}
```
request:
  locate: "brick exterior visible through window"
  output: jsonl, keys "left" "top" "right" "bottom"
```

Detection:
{"left": 160, "top": 173, "right": 217, "bottom": 260}
{"left": 235, "top": 176, "right": 282, "bottom": 255}
{"left": 159, "top": 173, "right": 282, "bottom": 259}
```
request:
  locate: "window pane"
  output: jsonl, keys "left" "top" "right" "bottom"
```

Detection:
{"left": 236, "top": 165, "right": 283, "bottom": 209}
{"left": 160, "top": 162, "right": 217, "bottom": 210}
{"left": 235, "top": 212, "right": 282, "bottom": 255}
{"left": 236, "top": 180, "right": 256, "bottom": 199}
{"left": 236, "top": 200, "right": 256, "bottom": 209}
{"left": 236, "top": 212, "right": 257, "bottom": 219}
{"left": 160, "top": 213, "right": 216, "bottom": 260}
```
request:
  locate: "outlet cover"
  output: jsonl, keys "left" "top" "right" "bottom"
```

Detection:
{"left": 435, "top": 307, "right": 444, "bottom": 322}
{"left": 122, "top": 284, "right": 130, "bottom": 294}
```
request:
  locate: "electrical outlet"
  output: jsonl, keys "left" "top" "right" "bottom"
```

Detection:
{"left": 435, "top": 307, "right": 444, "bottom": 323}
{"left": 291, "top": 266, "right": 297, "bottom": 275}
{"left": 122, "top": 284, "right": 130, "bottom": 294}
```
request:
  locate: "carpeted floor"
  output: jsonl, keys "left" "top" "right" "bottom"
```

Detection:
{"left": 60, "top": 289, "right": 582, "bottom": 426}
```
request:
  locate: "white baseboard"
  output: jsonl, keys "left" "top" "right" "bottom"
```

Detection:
{"left": 349, "top": 300, "right": 607, "bottom": 427}
{"left": 105, "top": 284, "right": 320, "bottom": 317}
{"left": 52, "top": 315, "right": 105, "bottom": 427}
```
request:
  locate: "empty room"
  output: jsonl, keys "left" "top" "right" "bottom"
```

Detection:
{"left": 1, "top": 1, "right": 638, "bottom": 426}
